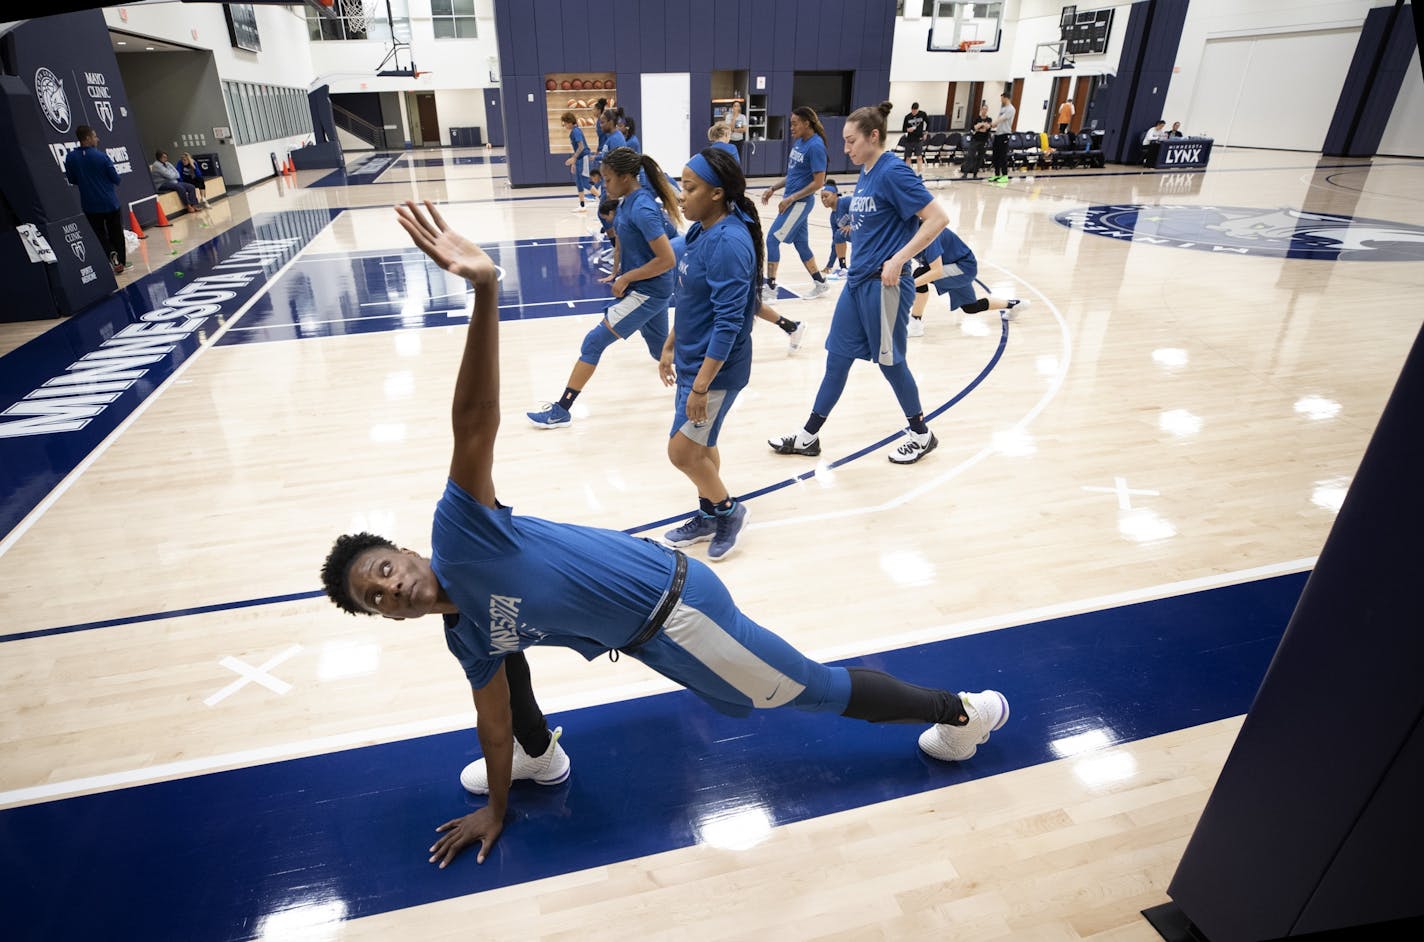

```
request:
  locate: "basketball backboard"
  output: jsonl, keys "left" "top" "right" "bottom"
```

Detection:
{"left": 1033, "top": 40, "right": 1070, "bottom": 71}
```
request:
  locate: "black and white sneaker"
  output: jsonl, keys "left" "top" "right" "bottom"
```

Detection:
{"left": 1003, "top": 298, "right": 1029, "bottom": 320}
{"left": 888, "top": 429, "right": 937, "bottom": 464}
{"left": 768, "top": 432, "right": 820, "bottom": 456}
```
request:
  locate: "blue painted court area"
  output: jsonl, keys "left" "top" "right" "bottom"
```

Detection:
{"left": 0, "top": 208, "right": 340, "bottom": 543}
{"left": 218, "top": 240, "right": 807, "bottom": 345}
{"left": 0, "top": 570, "right": 1306, "bottom": 941}
{"left": 399, "top": 155, "right": 508, "bottom": 167}
{"left": 308, "top": 153, "right": 405, "bottom": 187}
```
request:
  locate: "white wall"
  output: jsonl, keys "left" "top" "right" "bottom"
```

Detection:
{"left": 1377, "top": 47, "right": 1424, "bottom": 157}
{"left": 306, "top": 0, "right": 501, "bottom": 143}
{"left": 888, "top": 81, "right": 950, "bottom": 117}
{"left": 103, "top": 2, "right": 317, "bottom": 185}
{"left": 1161, "top": 0, "right": 1381, "bottom": 146}
{"left": 1008, "top": 1, "right": 1132, "bottom": 134}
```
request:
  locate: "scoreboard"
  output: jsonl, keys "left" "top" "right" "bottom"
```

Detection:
{"left": 1059, "top": 5, "right": 1114, "bottom": 56}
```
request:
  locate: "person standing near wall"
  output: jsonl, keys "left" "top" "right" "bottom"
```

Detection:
{"left": 990, "top": 92, "right": 1015, "bottom": 184}
{"left": 1056, "top": 98, "right": 1074, "bottom": 134}
{"left": 723, "top": 100, "right": 748, "bottom": 161}
{"left": 768, "top": 101, "right": 949, "bottom": 466}
{"left": 561, "top": 112, "right": 594, "bottom": 213}
{"left": 961, "top": 106, "right": 991, "bottom": 180}
{"left": 64, "top": 124, "right": 126, "bottom": 276}
{"left": 760, "top": 106, "right": 831, "bottom": 301}
{"left": 901, "top": 101, "right": 928, "bottom": 176}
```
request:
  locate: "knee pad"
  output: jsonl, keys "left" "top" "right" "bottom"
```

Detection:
{"left": 578, "top": 323, "right": 620, "bottom": 364}
{"left": 912, "top": 265, "right": 931, "bottom": 294}
{"left": 959, "top": 298, "right": 991, "bottom": 314}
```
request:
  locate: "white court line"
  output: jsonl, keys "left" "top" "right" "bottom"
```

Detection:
{"left": 0, "top": 219, "right": 341, "bottom": 562}
{"left": 223, "top": 296, "right": 608, "bottom": 333}
{"left": 0, "top": 556, "right": 1315, "bottom": 809}
{"left": 753, "top": 262, "right": 1073, "bottom": 532}
{"left": 204, "top": 645, "right": 304, "bottom": 706}
{"left": 297, "top": 235, "right": 593, "bottom": 264}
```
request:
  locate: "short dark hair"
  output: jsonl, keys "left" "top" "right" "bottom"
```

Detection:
{"left": 321, "top": 532, "right": 396, "bottom": 616}
{"left": 911, "top": 102, "right": 919, "bottom": 109}
{"left": 155, "top": 149, "right": 167, "bottom": 161}
{"left": 75, "top": 125, "right": 94, "bottom": 143}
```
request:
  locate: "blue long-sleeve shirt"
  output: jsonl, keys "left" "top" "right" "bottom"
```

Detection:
{"left": 673, "top": 215, "right": 756, "bottom": 390}
{"left": 63, "top": 145, "right": 121, "bottom": 214}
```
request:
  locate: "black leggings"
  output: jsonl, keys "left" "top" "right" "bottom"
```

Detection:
{"left": 503, "top": 651, "right": 553, "bottom": 756}
{"left": 842, "top": 668, "right": 968, "bottom": 726}
{"left": 85, "top": 210, "right": 125, "bottom": 266}
{"left": 992, "top": 134, "right": 1011, "bottom": 176}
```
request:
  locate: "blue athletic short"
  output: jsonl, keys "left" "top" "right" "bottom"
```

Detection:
{"left": 933, "top": 259, "right": 979, "bottom": 308}
{"left": 671, "top": 382, "right": 741, "bottom": 447}
{"left": 826, "top": 272, "right": 914, "bottom": 367}
{"left": 606, "top": 290, "right": 670, "bottom": 339}
{"left": 768, "top": 197, "right": 813, "bottom": 246}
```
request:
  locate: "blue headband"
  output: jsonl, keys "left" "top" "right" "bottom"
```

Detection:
{"left": 687, "top": 153, "right": 723, "bottom": 189}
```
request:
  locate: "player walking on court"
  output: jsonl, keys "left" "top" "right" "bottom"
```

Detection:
{"left": 909, "top": 226, "right": 1026, "bottom": 337}
{"left": 769, "top": 101, "right": 949, "bottom": 465}
{"left": 761, "top": 107, "right": 832, "bottom": 301}
{"left": 561, "top": 112, "right": 594, "bottom": 213}
{"left": 527, "top": 148, "right": 683, "bottom": 428}
{"left": 321, "top": 198, "right": 1010, "bottom": 866}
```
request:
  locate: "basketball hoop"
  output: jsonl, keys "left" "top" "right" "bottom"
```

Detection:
{"left": 340, "top": 0, "right": 369, "bottom": 36}
{"left": 959, "top": 39, "right": 986, "bottom": 54}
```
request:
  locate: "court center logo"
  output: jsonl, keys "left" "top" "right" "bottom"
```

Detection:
{"left": 35, "top": 67, "right": 71, "bottom": 134}
{"left": 1055, "top": 205, "right": 1424, "bottom": 261}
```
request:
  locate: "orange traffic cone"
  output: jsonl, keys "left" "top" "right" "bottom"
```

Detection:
{"left": 129, "top": 209, "right": 148, "bottom": 239}
{"left": 154, "top": 201, "right": 173, "bottom": 228}
{"left": 288, "top": 157, "right": 297, "bottom": 175}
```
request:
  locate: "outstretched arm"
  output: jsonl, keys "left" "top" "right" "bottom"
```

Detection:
{"left": 395, "top": 200, "right": 500, "bottom": 509}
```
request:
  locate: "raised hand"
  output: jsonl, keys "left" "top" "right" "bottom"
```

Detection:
{"left": 395, "top": 200, "right": 497, "bottom": 285}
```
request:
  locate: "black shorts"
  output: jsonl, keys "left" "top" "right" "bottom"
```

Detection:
{"left": 903, "top": 138, "right": 925, "bottom": 156}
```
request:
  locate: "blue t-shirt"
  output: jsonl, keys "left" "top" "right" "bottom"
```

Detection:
{"left": 673, "top": 215, "right": 756, "bottom": 390}
{"left": 710, "top": 141, "right": 739, "bottom": 158}
{"left": 919, "top": 227, "right": 975, "bottom": 271}
{"left": 614, "top": 186, "right": 675, "bottom": 299}
{"left": 784, "top": 134, "right": 827, "bottom": 200}
{"left": 598, "top": 129, "right": 627, "bottom": 162}
{"left": 846, "top": 153, "right": 935, "bottom": 287}
{"left": 432, "top": 479, "right": 679, "bottom": 688}
{"left": 625, "top": 134, "right": 641, "bottom": 154}
{"left": 569, "top": 126, "right": 589, "bottom": 158}
{"left": 63, "top": 145, "right": 121, "bottom": 214}
{"left": 829, "top": 194, "right": 853, "bottom": 243}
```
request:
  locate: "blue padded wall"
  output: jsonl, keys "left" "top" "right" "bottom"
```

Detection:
{"left": 1323, "top": 3, "right": 1419, "bottom": 157}
{"left": 1097, "top": 0, "right": 1189, "bottom": 165}
{"left": 493, "top": 0, "right": 896, "bottom": 186}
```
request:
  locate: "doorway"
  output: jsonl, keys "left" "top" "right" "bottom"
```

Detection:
{"left": 1047, "top": 75, "right": 1072, "bottom": 133}
{"left": 483, "top": 88, "right": 504, "bottom": 147}
{"left": 1071, "top": 76, "right": 1094, "bottom": 133}
{"left": 641, "top": 73, "right": 691, "bottom": 171}
{"left": 406, "top": 91, "right": 440, "bottom": 146}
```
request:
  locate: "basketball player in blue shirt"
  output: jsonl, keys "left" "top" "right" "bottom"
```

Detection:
{"left": 819, "top": 179, "right": 851, "bottom": 278}
{"left": 528, "top": 147, "right": 683, "bottom": 428}
{"left": 322, "top": 200, "right": 1009, "bottom": 868}
{"left": 769, "top": 101, "right": 948, "bottom": 465}
{"left": 761, "top": 107, "right": 831, "bottom": 300}
{"left": 561, "top": 111, "right": 594, "bottom": 214}
{"left": 593, "top": 112, "right": 626, "bottom": 201}
{"left": 908, "top": 227, "right": 1026, "bottom": 338}
{"left": 658, "top": 148, "right": 759, "bottom": 560}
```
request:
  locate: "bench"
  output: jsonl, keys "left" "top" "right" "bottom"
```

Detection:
{"left": 156, "top": 175, "right": 226, "bottom": 216}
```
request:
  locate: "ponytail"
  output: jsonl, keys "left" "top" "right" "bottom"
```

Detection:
{"left": 699, "top": 147, "right": 764, "bottom": 297}
{"left": 603, "top": 147, "right": 684, "bottom": 230}
{"left": 793, "top": 105, "right": 828, "bottom": 150}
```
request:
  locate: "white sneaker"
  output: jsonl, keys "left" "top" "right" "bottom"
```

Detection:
{"left": 459, "top": 726, "right": 571, "bottom": 794}
{"left": 919, "top": 691, "right": 1009, "bottom": 761}
{"left": 806, "top": 280, "right": 831, "bottom": 299}
{"left": 571, "top": 205, "right": 588, "bottom": 214}
{"left": 1003, "top": 298, "right": 1028, "bottom": 320}
{"left": 760, "top": 284, "right": 778, "bottom": 303}
{"left": 888, "top": 428, "right": 937, "bottom": 464}
{"left": 907, "top": 317, "right": 925, "bottom": 338}
{"left": 787, "top": 320, "right": 807, "bottom": 353}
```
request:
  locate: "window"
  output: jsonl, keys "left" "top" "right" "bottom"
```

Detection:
{"left": 223, "top": 81, "right": 313, "bottom": 145}
{"left": 432, "top": 0, "right": 478, "bottom": 39}
{"left": 928, "top": 1, "right": 1003, "bottom": 52}
{"left": 304, "top": 1, "right": 411, "bottom": 42}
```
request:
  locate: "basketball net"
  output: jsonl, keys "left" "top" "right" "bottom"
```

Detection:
{"left": 340, "top": 0, "right": 370, "bottom": 35}
{"left": 959, "top": 39, "right": 985, "bottom": 55}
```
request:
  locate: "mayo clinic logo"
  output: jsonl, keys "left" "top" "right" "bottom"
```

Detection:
{"left": 1055, "top": 205, "right": 1424, "bottom": 261}
{"left": 63, "top": 221, "right": 85, "bottom": 262}
{"left": 34, "top": 66, "right": 71, "bottom": 134}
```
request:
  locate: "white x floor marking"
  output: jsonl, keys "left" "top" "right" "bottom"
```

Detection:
{"left": 204, "top": 644, "right": 304, "bottom": 707}
{"left": 1082, "top": 476, "right": 1161, "bottom": 510}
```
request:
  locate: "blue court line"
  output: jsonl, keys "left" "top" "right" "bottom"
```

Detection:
{"left": 1, "top": 590, "right": 324, "bottom": 643}
{"left": 0, "top": 571, "right": 1307, "bottom": 941}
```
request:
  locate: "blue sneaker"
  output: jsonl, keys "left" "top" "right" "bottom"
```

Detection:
{"left": 664, "top": 512, "right": 716, "bottom": 547}
{"left": 707, "top": 502, "right": 749, "bottom": 561}
{"left": 527, "top": 402, "right": 572, "bottom": 429}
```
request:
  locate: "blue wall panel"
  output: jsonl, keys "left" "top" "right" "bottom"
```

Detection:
{"left": 558, "top": 4, "right": 590, "bottom": 73}
{"left": 793, "top": 6, "right": 819, "bottom": 67}
{"left": 665, "top": 1, "right": 691, "bottom": 65}
{"left": 1323, "top": 4, "right": 1420, "bottom": 157}
{"left": 637, "top": 0, "right": 668, "bottom": 72}
{"left": 584, "top": 0, "right": 616, "bottom": 67}
{"left": 819, "top": 0, "right": 846, "bottom": 68}
{"left": 532, "top": 2, "right": 565, "bottom": 70}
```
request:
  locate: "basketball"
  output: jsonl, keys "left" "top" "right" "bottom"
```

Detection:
{"left": 545, "top": 79, "right": 555, "bottom": 91}
{"left": 592, "top": 80, "right": 603, "bottom": 90}
{"left": 560, "top": 80, "right": 570, "bottom": 90}
{"left": 571, "top": 79, "right": 583, "bottom": 90}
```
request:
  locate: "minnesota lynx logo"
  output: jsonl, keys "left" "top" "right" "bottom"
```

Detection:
{"left": 1054, "top": 205, "right": 1424, "bottom": 261}
{"left": 34, "top": 67, "right": 71, "bottom": 133}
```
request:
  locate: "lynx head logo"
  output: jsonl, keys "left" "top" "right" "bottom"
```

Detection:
{"left": 34, "top": 67, "right": 71, "bottom": 134}
{"left": 1054, "top": 205, "right": 1424, "bottom": 262}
